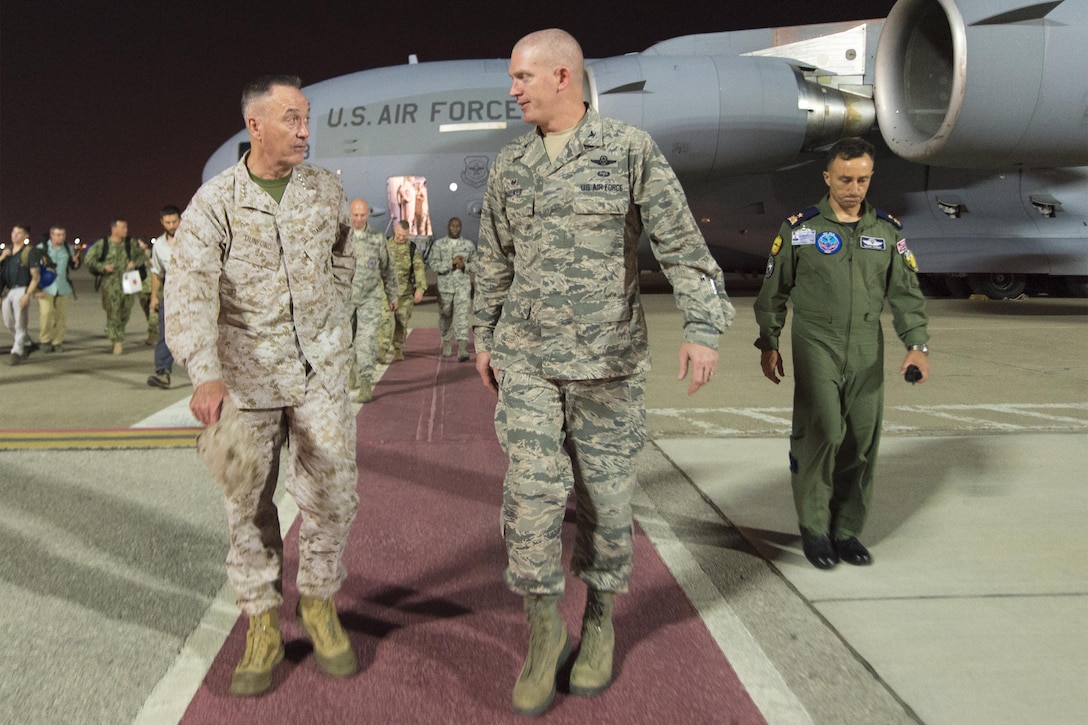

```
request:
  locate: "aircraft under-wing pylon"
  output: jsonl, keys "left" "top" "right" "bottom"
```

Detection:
{"left": 203, "top": 0, "right": 1088, "bottom": 298}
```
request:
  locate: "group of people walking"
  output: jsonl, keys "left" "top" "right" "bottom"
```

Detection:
{"left": 8, "top": 26, "right": 931, "bottom": 719}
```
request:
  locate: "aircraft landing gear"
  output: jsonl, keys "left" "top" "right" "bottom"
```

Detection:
{"left": 968, "top": 273, "right": 1026, "bottom": 300}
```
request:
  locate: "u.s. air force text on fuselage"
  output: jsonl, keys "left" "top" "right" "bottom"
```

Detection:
{"left": 316, "top": 90, "right": 526, "bottom": 159}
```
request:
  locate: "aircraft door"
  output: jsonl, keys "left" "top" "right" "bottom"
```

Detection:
{"left": 387, "top": 176, "right": 432, "bottom": 237}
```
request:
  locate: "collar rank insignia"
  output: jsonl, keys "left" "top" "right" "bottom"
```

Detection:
{"left": 589, "top": 155, "right": 617, "bottom": 166}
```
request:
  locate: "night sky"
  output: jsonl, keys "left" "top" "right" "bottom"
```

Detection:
{"left": 1, "top": 0, "right": 896, "bottom": 245}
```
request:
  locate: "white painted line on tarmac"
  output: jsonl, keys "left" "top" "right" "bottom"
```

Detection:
{"left": 131, "top": 396, "right": 202, "bottom": 428}
{"left": 132, "top": 350, "right": 401, "bottom": 723}
{"left": 632, "top": 484, "right": 814, "bottom": 725}
{"left": 134, "top": 492, "right": 300, "bottom": 725}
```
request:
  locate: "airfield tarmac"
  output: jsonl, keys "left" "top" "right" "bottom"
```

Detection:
{"left": 1, "top": 270, "right": 1085, "bottom": 724}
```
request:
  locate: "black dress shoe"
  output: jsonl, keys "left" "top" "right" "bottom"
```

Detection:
{"left": 801, "top": 531, "right": 839, "bottom": 569}
{"left": 834, "top": 537, "right": 872, "bottom": 566}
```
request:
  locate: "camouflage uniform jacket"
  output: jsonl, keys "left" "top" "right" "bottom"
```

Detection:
{"left": 426, "top": 235, "right": 477, "bottom": 288}
{"left": 351, "top": 225, "right": 398, "bottom": 306}
{"left": 474, "top": 107, "right": 735, "bottom": 380}
{"left": 85, "top": 237, "right": 148, "bottom": 296}
{"left": 166, "top": 155, "right": 355, "bottom": 408}
{"left": 753, "top": 195, "right": 929, "bottom": 352}
{"left": 387, "top": 237, "right": 427, "bottom": 298}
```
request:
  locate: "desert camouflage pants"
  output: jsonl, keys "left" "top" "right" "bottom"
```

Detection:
{"left": 198, "top": 375, "right": 359, "bottom": 615}
{"left": 495, "top": 370, "right": 646, "bottom": 597}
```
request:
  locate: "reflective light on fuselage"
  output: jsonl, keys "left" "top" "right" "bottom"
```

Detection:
{"left": 449, "top": 183, "right": 459, "bottom": 192}
{"left": 439, "top": 122, "right": 508, "bottom": 133}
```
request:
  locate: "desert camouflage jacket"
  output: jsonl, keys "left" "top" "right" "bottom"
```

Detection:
{"left": 166, "top": 155, "right": 354, "bottom": 408}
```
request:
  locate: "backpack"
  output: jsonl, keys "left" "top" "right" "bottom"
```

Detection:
{"left": 36, "top": 244, "right": 58, "bottom": 289}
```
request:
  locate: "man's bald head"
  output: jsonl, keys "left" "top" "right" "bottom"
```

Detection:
{"left": 350, "top": 198, "right": 371, "bottom": 230}
{"left": 508, "top": 28, "right": 587, "bottom": 133}
{"left": 513, "top": 29, "right": 584, "bottom": 89}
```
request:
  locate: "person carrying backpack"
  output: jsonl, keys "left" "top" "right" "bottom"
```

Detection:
{"left": 84, "top": 218, "right": 148, "bottom": 355}
{"left": 1, "top": 223, "right": 43, "bottom": 365}
{"left": 35, "top": 224, "right": 82, "bottom": 353}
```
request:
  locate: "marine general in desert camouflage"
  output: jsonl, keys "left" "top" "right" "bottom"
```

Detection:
{"left": 473, "top": 29, "right": 736, "bottom": 716}
{"left": 166, "top": 75, "right": 360, "bottom": 697}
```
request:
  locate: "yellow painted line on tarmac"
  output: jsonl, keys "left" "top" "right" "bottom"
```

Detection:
{"left": 0, "top": 427, "right": 199, "bottom": 450}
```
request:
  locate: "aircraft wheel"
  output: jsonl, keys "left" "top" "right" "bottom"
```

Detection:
{"left": 916, "top": 274, "right": 946, "bottom": 297}
{"left": 968, "top": 273, "right": 1026, "bottom": 300}
{"left": 944, "top": 275, "right": 971, "bottom": 298}
{"left": 1063, "top": 276, "right": 1088, "bottom": 297}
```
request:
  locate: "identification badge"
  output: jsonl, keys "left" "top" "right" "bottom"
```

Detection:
{"left": 816, "top": 231, "right": 842, "bottom": 255}
{"left": 860, "top": 236, "right": 886, "bottom": 251}
{"left": 792, "top": 228, "right": 815, "bottom": 246}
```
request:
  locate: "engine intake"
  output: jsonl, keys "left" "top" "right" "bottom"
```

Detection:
{"left": 874, "top": 0, "right": 1088, "bottom": 168}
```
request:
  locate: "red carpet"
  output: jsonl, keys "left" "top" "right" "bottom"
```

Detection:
{"left": 181, "top": 329, "right": 765, "bottom": 724}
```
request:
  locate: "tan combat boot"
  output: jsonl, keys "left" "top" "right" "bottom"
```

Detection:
{"left": 441, "top": 336, "right": 453, "bottom": 357}
{"left": 351, "top": 379, "right": 372, "bottom": 403}
{"left": 112, "top": 341, "right": 123, "bottom": 355}
{"left": 569, "top": 590, "right": 615, "bottom": 697}
{"left": 229, "top": 609, "right": 285, "bottom": 696}
{"left": 297, "top": 595, "right": 357, "bottom": 677}
{"left": 457, "top": 340, "right": 469, "bottom": 362}
{"left": 392, "top": 346, "right": 404, "bottom": 362}
{"left": 512, "top": 595, "right": 571, "bottom": 716}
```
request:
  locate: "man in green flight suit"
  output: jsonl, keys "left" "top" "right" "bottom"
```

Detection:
{"left": 754, "top": 137, "right": 931, "bottom": 570}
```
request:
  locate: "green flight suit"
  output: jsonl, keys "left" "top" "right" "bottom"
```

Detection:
{"left": 754, "top": 196, "right": 929, "bottom": 539}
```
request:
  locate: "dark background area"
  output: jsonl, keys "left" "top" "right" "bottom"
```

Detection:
{"left": 1, "top": 0, "right": 896, "bottom": 244}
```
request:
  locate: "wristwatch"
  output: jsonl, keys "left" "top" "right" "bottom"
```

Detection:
{"left": 908, "top": 344, "right": 929, "bottom": 355}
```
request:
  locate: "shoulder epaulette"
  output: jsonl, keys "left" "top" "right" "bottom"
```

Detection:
{"left": 786, "top": 206, "right": 820, "bottom": 228}
{"left": 876, "top": 209, "right": 903, "bottom": 229}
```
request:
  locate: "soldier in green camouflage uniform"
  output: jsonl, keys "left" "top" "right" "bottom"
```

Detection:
{"left": 378, "top": 220, "right": 426, "bottom": 361}
{"left": 84, "top": 219, "right": 148, "bottom": 355}
{"left": 166, "top": 76, "right": 359, "bottom": 696}
{"left": 474, "top": 30, "right": 735, "bottom": 716}
{"left": 754, "top": 137, "right": 930, "bottom": 570}
{"left": 427, "top": 217, "right": 477, "bottom": 360}
{"left": 349, "top": 198, "right": 398, "bottom": 402}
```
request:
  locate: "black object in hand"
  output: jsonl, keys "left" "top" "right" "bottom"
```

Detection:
{"left": 904, "top": 364, "right": 922, "bottom": 384}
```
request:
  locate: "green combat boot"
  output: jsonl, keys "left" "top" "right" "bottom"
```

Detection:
{"left": 229, "top": 609, "right": 285, "bottom": 696}
{"left": 441, "top": 336, "right": 453, "bottom": 357}
{"left": 512, "top": 595, "right": 571, "bottom": 716}
{"left": 570, "top": 590, "right": 615, "bottom": 697}
{"left": 297, "top": 595, "right": 357, "bottom": 677}
{"left": 457, "top": 340, "right": 469, "bottom": 362}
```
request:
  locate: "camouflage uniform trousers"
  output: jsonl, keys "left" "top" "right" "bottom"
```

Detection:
{"left": 100, "top": 280, "right": 135, "bottom": 343}
{"left": 377, "top": 290, "right": 393, "bottom": 358}
{"left": 379, "top": 293, "right": 416, "bottom": 356}
{"left": 352, "top": 294, "right": 384, "bottom": 385}
{"left": 495, "top": 369, "right": 647, "bottom": 597}
{"left": 138, "top": 289, "right": 159, "bottom": 344}
{"left": 436, "top": 275, "right": 472, "bottom": 343}
{"left": 196, "top": 373, "right": 359, "bottom": 616}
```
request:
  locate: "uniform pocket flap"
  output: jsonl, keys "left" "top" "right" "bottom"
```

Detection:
{"left": 573, "top": 298, "right": 631, "bottom": 323}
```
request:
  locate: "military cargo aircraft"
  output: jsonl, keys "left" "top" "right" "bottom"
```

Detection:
{"left": 203, "top": 0, "right": 1087, "bottom": 298}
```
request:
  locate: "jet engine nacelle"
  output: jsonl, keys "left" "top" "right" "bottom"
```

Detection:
{"left": 875, "top": 0, "right": 1088, "bottom": 168}
{"left": 586, "top": 54, "right": 874, "bottom": 179}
